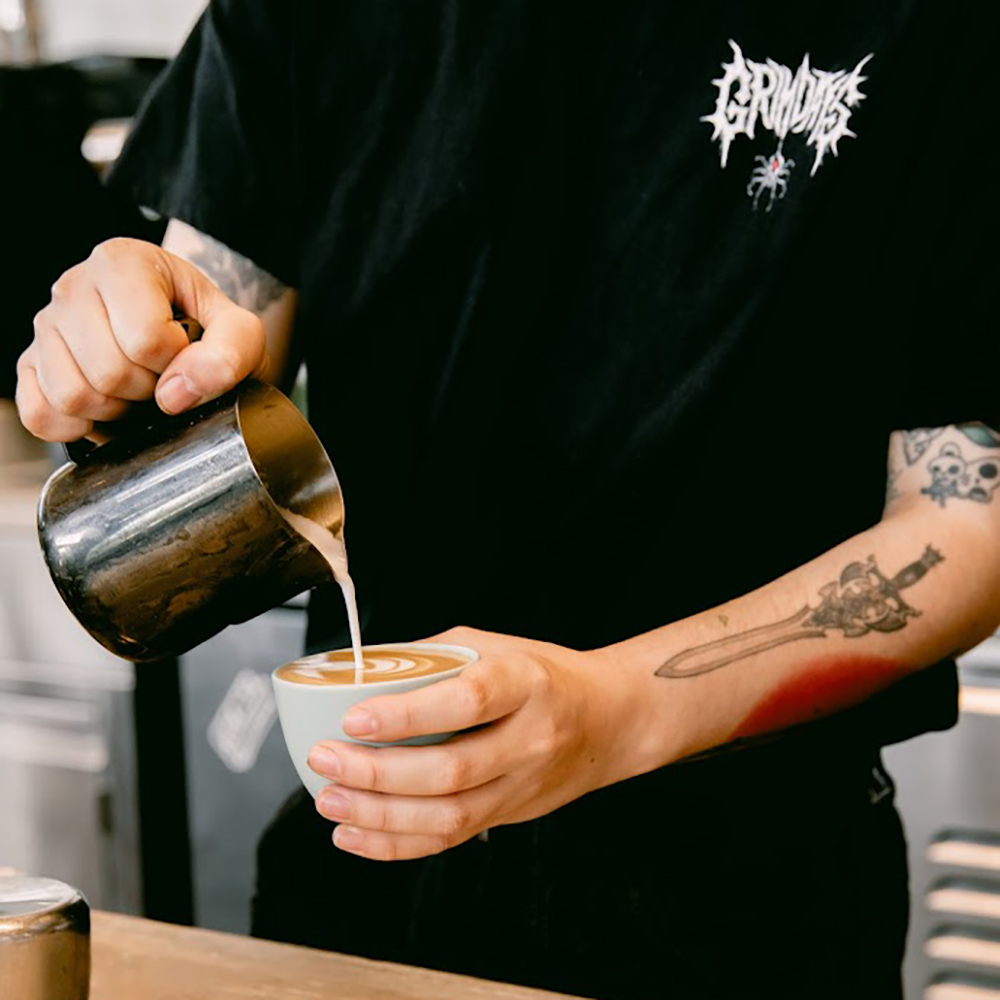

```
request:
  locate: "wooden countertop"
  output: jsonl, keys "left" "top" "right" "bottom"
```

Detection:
{"left": 91, "top": 911, "right": 579, "bottom": 1000}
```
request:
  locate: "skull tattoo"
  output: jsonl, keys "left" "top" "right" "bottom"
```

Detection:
{"left": 922, "top": 443, "right": 1000, "bottom": 507}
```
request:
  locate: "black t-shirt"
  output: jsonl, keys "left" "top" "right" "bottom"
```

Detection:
{"left": 110, "top": 0, "right": 998, "bottom": 758}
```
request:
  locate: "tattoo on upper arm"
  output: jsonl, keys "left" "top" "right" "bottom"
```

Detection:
{"left": 922, "top": 442, "right": 1000, "bottom": 506}
{"left": 902, "top": 428, "right": 945, "bottom": 464}
{"left": 958, "top": 423, "right": 1000, "bottom": 449}
{"left": 895, "top": 424, "right": 1000, "bottom": 508}
{"left": 655, "top": 546, "right": 943, "bottom": 678}
{"left": 182, "top": 233, "right": 287, "bottom": 315}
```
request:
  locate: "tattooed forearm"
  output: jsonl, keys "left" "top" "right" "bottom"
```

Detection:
{"left": 181, "top": 232, "right": 287, "bottom": 315}
{"left": 656, "top": 546, "right": 943, "bottom": 678}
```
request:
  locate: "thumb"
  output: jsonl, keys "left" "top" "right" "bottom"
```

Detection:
{"left": 154, "top": 257, "right": 269, "bottom": 414}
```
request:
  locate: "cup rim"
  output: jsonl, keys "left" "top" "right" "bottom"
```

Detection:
{"left": 271, "top": 641, "right": 479, "bottom": 689}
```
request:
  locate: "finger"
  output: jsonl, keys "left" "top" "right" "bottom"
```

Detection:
{"left": 55, "top": 287, "right": 158, "bottom": 401}
{"left": 154, "top": 330, "right": 265, "bottom": 415}
{"left": 330, "top": 824, "right": 473, "bottom": 862}
{"left": 341, "top": 656, "right": 532, "bottom": 742}
{"left": 154, "top": 253, "right": 268, "bottom": 414}
{"left": 15, "top": 349, "right": 91, "bottom": 442}
{"left": 86, "top": 241, "right": 191, "bottom": 373}
{"left": 316, "top": 774, "right": 512, "bottom": 836}
{"left": 90, "top": 239, "right": 266, "bottom": 414}
{"left": 34, "top": 323, "right": 130, "bottom": 423}
{"left": 308, "top": 724, "right": 512, "bottom": 796}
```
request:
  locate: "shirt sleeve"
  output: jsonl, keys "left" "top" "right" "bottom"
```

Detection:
{"left": 107, "top": 0, "right": 303, "bottom": 286}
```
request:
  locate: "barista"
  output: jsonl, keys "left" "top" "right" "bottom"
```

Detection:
{"left": 14, "top": 2, "right": 999, "bottom": 998}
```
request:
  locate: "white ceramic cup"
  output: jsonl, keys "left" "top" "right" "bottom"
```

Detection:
{"left": 272, "top": 642, "right": 479, "bottom": 798}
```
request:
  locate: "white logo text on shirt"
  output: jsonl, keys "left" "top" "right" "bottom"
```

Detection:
{"left": 703, "top": 40, "right": 872, "bottom": 176}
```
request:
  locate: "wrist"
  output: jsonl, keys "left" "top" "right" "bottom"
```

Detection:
{"left": 583, "top": 637, "right": 694, "bottom": 785}
{"left": 597, "top": 619, "right": 744, "bottom": 773}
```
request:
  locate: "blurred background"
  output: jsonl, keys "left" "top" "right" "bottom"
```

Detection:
{"left": 1, "top": 4, "right": 999, "bottom": 999}
{"left": 0, "top": 0, "right": 305, "bottom": 946}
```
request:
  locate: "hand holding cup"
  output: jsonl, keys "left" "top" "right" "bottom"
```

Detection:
{"left": 291, "top": 627, "right": 639, "bottom": 861}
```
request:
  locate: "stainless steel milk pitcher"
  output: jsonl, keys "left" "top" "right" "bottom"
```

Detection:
{"left": 37, "top": 380, "right": 342, "bottom": 662}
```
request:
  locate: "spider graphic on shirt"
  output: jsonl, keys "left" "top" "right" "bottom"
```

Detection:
{"left": 746, "top": 147, "right": 795, "bottom": 211}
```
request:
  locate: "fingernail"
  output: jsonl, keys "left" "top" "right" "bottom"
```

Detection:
{"left": 333, "top": 825, "right": 363, "bottom": 852}
{"left": 157, "top": 373, "right": 201, "bottom": 414}
{"left": 317, "top": 791, "right": 351, "bottom": 822}
{"left": 308, "top": 745, "right": 341, "bottom": 778}
{"left": 343, "top": 708, "right": 377, "bottom": 737}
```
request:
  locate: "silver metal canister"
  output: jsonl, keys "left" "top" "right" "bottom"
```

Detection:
{"left": 0, "top": 875, "right": 90, "bottom": 1000}
{"left": 37, "top": 379, "right": 343, "bottom": 663}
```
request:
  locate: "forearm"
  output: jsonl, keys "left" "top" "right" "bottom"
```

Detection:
{"left": 301, "top": 501, "right": 1000, "bottom": 861}
{"left": 604, "top": 496, "right": 1000, "bottom": 775}
{"left": 296, "top": 425, "right": 1000, "bottom": 860}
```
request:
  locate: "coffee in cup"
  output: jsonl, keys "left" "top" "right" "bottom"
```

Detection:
{"left": 272, "top": 642, "right": 478, "bottom": 798}
{"left": 275, "top": 646, "right": 471, "bottom": 685}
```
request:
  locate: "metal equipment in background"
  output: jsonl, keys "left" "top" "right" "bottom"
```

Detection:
{"left": 0, "top": 478, "right": 306, "bottom": 931}
{"left": 0, "top": 495, "right": 142, "bottom": 916}
{"left": 177, "top": 602, "right": 305, "bottom": 933}
{"left": 887, "top": 639, "right": 1000, "bottom": 999}
{"left": 0, "top": 873, "right": 91, "bottom": 999}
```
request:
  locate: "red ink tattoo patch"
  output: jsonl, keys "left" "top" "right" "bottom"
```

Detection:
{"left": 733, "top": 655, "right": 910, "bottom": 740}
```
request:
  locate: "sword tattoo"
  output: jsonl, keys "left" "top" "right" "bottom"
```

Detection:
{"left": 657, "top": 546, "right": 944, "bottom": 678}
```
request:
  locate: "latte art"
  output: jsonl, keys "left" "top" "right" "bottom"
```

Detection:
{"left": 276, "top": 647, "right": 469, "bottom": 685}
